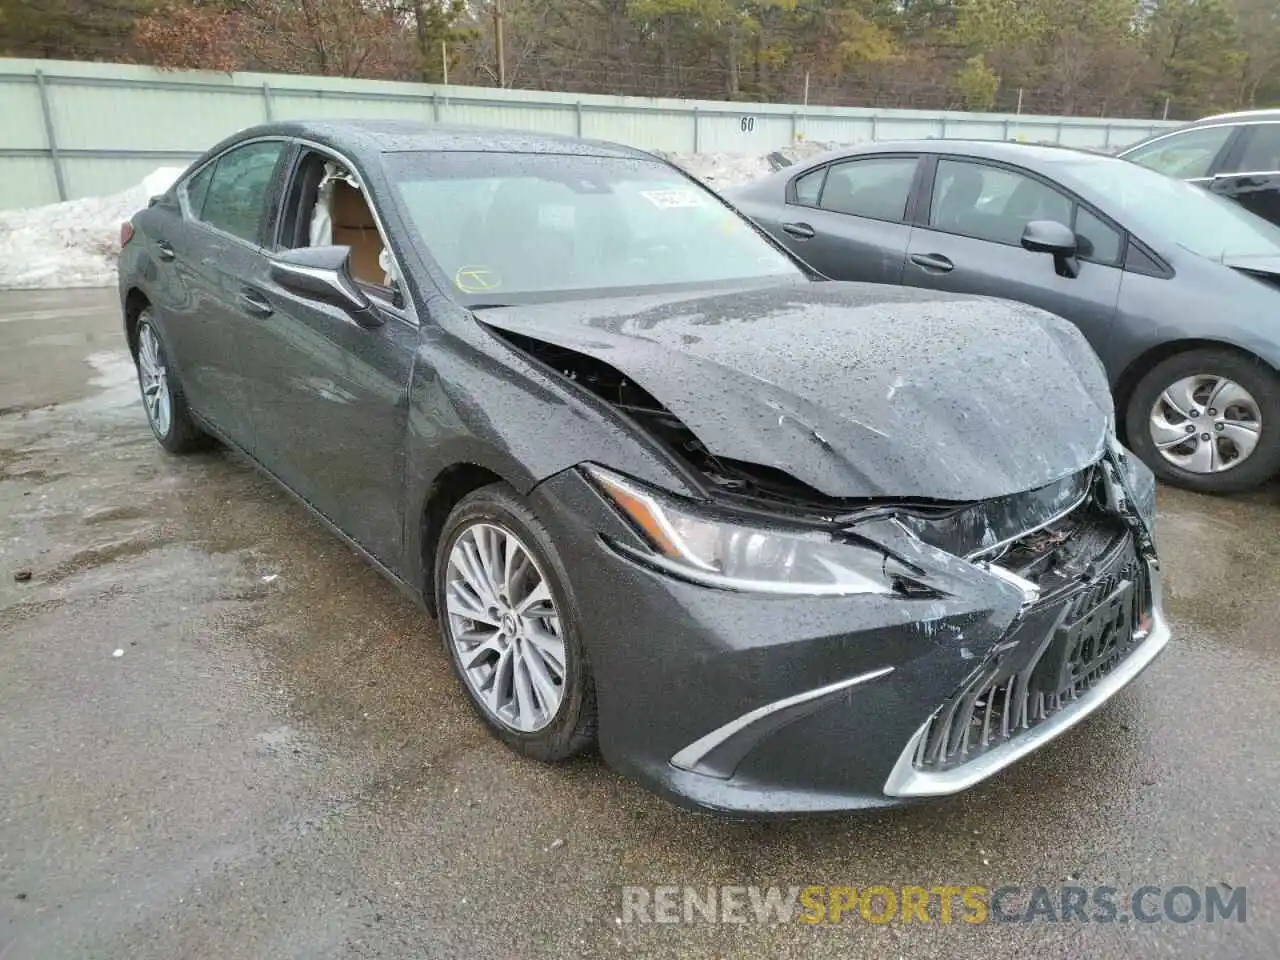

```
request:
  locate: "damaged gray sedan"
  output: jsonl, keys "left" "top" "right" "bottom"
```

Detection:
{"left": 118, "top": 120, "right": 1168, "bottom": 815}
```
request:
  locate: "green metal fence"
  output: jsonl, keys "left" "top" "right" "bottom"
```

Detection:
{"left": 0, "top": 57, "right": 1177, "bottom": 212}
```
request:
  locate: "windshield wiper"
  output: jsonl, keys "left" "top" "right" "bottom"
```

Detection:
{"left": 469, "top": 303, "right": 514, "bottom": 310}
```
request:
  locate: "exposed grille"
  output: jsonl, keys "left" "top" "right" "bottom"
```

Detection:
{"left": 913, "top": 533, "right": 1149, "bottom": 773}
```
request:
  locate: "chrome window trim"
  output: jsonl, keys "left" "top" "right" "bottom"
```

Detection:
{"left": 882, "top": 560, "right": 1170, "bottom": 798}
{"left": 1118, "top": 121, "right": 1248, "bottom": 155}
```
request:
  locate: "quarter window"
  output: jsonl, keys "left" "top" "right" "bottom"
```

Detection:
{"left": 817, "top": 157, "right": 918, "bottom": 222}
{"left": 183, "top": 164, "right": 214, "bottom": 219}
{"left": 791, "top": 167, "right": 826, "bottom": 206}
{"left": 1074, "top": 207, "right": 1123, "bottom": 265}
{"left": 198, "top": 141, "right": 286, "bottom": 244}
{"left": 1231, "top": 124, "right": 1280, "bottom": 174}
{"left": 929, "top": 160, "right": 1072, "bottom": 246}
{"left": 1123, "top": 126, "right": 1234, "bottom": 179}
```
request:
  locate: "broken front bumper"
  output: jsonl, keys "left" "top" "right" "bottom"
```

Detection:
{"left": 527, "top": 453, "right": 1166, "bottom": 817}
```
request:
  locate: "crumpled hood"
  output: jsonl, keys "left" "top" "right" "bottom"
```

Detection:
{"left": 479, "top": 281, "right": 1113, "bottom": 501}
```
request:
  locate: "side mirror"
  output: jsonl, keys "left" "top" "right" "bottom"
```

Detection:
{"left": 1020, "top": 220, "right": 1080, "bottom": 278}
{"left": 269, "top": 245, "right": 382, "bottom": 327}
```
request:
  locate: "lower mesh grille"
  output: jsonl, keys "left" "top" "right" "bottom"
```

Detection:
{"left": 913, "top": 534, "right": 1148, "bottom": 773}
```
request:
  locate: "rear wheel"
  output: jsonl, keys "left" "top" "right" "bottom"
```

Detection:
{"left": 1125, "top": 348, "right": 1280, "bottom": 493}
{"left": 434, "top": 483, "right": 596, "bottom": 761}
{"left": 134, "top": 311, "right": 211, "bottom": 454}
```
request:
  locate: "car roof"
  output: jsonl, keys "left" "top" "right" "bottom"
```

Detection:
{"left": 794, "top": 138, "right": 1120, "bottom": 172}
{"left": 1190, "top": 108, "right": 1280, "bottom": 125}
{"left": 226, "top": 119, "right": 656, "bottom": 162}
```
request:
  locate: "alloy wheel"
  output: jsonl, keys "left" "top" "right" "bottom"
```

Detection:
{"left": 137, "top": 324, "right": 172, "bottom": 438}
{"left": 1149, "top": 374, "right": 1262, "bottom": 474}
{"left": 444, "top": 522, "right": 567, "bottom": 733}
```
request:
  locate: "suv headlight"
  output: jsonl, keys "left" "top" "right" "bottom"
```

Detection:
{"left": 586, "top": 465, "right": 917, "bottom": 596}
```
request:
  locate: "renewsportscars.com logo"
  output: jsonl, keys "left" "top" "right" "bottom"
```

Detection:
{"left": 619, "top": 884, "right": 1247, "bottom": 925}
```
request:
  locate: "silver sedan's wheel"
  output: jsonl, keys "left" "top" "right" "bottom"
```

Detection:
{"left": 137, "top": 322, "right": 173, "bottom": 438}
{"left": 1149, "top": 374, "right": 1262, "bottom": 474}
{"left": 444, "top": 521, "right": 567, "bottom": 733}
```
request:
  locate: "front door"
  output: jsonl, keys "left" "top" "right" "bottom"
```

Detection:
{"left": 233, "top": 148, "right": 418, "bottom": 572}
{"left": 902, "top": 157, "right": 1123, "bottom": 358}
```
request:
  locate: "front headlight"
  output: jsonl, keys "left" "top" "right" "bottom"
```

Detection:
{"left": 585, "top": 465, "right": 912, "bottom": 595}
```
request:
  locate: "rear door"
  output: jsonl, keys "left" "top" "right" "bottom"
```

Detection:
{"left": 1208, "top": 122, "right": 1280, "bottom": 226}
{"left": 233, "top": 144, "right": 418, "bottom": 571}
{"left": 763, "top": 155, "right": 920, "bottom": 283}
{"left": 153, "top": 139, "right": 291, "bottom": 449}
{"left": 902, "top": 156, "right": 1124, "bottom": 357}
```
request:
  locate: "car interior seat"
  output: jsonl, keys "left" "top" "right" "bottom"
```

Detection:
{"left": 331, "top": 181, "right": 387, "bottom": 286}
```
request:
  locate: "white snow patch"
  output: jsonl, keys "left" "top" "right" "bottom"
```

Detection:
{"left": 0, "top": 167, "right": 184, "bottom": 290}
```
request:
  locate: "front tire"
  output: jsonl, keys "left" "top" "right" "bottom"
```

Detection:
{"left": 1124, "top": 348, "right": 1280, "bottom": 494}
{"left": 133, "top": 311, "right": 211, "bottom": 455}
{"left": 434, "top": 483, "right": 597, "bottom": 761}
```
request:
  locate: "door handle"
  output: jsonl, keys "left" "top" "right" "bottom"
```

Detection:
{"left": 155, "top": 241, "right": 176, "bottom": 262}
{"left": 781, "top": 221, "right": 816, "bottom": 240}
{"left": 910, "top": 253, "right": 955, "bottom": 273}
{"left": 238, "top": 289, "right": 273, "bottom": 318}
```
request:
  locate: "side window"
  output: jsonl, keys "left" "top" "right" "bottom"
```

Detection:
{"left": 199, "top": 141, "right": 286, "bottom": 244}
{"left": 791, "top": 167, "right": 826, "bottom": 207}
{"left": 1123, "top": 126, "right": 1234, "bottom": 179}
{"left": 818, "top": 157, "right": 917, "bottom": 222}
{"left": 1229, "top": 124, "right": 1280, "bottom": 174}
{"left": 183, "top": 164, "right": 213, "bottom": 219}
{"left": 1074, "top": 207, "right": 1123, "bottom": 266}
{"left": 929, "top": 159, "right": 1072, "bottom": 246}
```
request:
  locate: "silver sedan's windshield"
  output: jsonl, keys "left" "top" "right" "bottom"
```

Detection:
{"left": 384, "top": 151, "right": 800, "bottom": 303}
{"left": 1078, "top": 158, "right": 1280, "bottom": 260}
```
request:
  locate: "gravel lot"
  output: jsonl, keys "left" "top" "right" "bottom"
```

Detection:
{"left": 2, "top": 288, "right": 1278, "bottom": 959}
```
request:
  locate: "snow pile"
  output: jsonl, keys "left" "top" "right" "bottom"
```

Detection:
{"left": 0, "top": 167, "right": 184, "bottom": 290}
{"left": 663, "top": 141, "right": 842, "bottom": 187}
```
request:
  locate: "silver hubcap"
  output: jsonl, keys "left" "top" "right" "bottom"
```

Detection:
{"left": 136, "top": 324, "right": 172, "bottom": 437}
{"left": 1149, "top": 374, "right": 1262, "bottom": 474}
{"left": 445, "top": 522, "right": 566, "bottom": 733}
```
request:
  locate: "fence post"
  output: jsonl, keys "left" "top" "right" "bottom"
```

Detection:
{"left": 1002, "top": 118, "right": 1010, "bottom": 140}
{"left": 692, "top": 106, "right": 699, "bottom": 152}
{"left": 870, "top": 115, "right": 878, "bottom": 141}
{"left": 939, "top": 116, "right": 947, "bottom": 139}
{"left": 1056, "top": 119, "right": 1064, "bottom": 144}
{"left": 432, "top": 92, "right": 440, "bottom": 123}
{"left": 261, "top": 82, "right": 274, "bottom": 121}
{"left": 1103, "top": 125, "right": 1112, "bottom": 148}
{"left": 34, "top": 70, "right": 67, "bottom": 202}
{"left": 790, "top": 111, "right": 797, "bottom": 143}
{"left": 575, "top": 101, "right": 583, "bottom": 137}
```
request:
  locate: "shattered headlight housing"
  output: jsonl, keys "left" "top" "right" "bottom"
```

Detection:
{"left": 586, "top": 465, "right": 919, "bottom": 596}
{"left": 1108, "top": 436, "right": 1157, "bottom": 526}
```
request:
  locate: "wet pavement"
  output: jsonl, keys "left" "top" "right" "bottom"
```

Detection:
{"left": 2, "top": 287, "right": 1279, "bottom": 959}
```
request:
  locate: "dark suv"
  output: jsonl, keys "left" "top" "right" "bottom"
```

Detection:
{"left": 1120, "top": 110, "right": 1280, "bottom": 226}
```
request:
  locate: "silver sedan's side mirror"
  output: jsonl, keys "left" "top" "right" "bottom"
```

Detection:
{"left": 270, "top": 245, "right": 383, "bottom": 328}
{"left": 1020, "top": 220, "right": 1081, "bottom": 279}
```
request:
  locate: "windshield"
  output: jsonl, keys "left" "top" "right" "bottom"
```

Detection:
{"left": 383, "top": 151, "right": 800, "bottom": 304}
{"left": 1077, "top": 158, "right": 1280, "bottom": 260}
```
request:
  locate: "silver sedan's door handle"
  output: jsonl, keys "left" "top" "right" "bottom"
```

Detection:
{"left": 910, "top": 253, "right": 955, "bottom": 273}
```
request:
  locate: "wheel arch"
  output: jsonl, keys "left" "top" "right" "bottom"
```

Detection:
{"left": 1113, "top": 338, "right": 1276, "bottom": 444}
{"left": 123, "top": 287, "right": 151, "bottom": 357}
{"left": 417, "top": 461, "right": 510, "bottom": 618}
